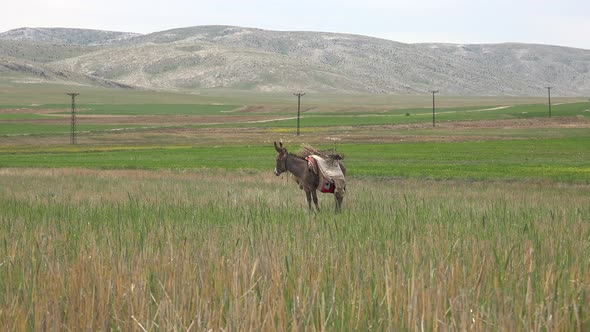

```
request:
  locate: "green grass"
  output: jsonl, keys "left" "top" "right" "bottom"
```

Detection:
{"left": 1, "top": 169, "right": 588, "bottom": 330}
{"left": 193, "top": 102, "right": 589, "bottom": 129}
{"left": 0, "top": 103, "right": 239, "bottom": 115}
{"left": 342, "top": 138, "right": 590, "bottom": 182}
{"left": 1, "top": 101, "right": 587, "bottom": 136}
{"left": 0, "top": 123, "right": 153, "bottom": 135}
{"left": 0, "top": 104, "right": 67, "bottom": 110}
{"left": 1, "top": 85, "right": 589, "bottom": 330}
{"left": 2, "top": 137, "right": 589, "bottom": 182}
{"left": 259, "top": 103, "right": 590, "bottom": 128}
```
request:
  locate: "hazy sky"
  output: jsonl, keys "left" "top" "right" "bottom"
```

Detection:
{"left": 2, "top": 0, "right": 589, "bottom": 49}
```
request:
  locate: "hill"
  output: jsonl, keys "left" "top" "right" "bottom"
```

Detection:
{"left": 1, "top": 25, "right": 589, "bottom": 96}
{"left": 0, "top": 27, "right": 139, "bottom": 46}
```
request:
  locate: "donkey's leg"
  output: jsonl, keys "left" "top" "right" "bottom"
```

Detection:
{"left": 305, "top": 190, "right": 313, "bottom": 210}
{"left": 311, "top": 190, "right": 319, "bottom": 211}
{"left": 334, "top": 192, "right": 344, "bottom": 213}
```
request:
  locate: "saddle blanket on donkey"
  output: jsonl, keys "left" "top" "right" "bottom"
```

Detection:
{"left": 305, "top": 155, "right": 346, "bottom": 194}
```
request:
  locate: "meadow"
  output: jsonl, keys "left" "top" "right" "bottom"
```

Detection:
{"left": 1, "top": 137, "right": 589, "bottom": 182}
{"left": 0, "top": 169, "right": 588, "bottom": 330}
{"left": 1, "top": 100, "right": 589, "bottom": 137}
{"left": 1, "top": 80, "right": 588, "bottom": 138}
{"left": 1, "top": 83, "right": 590, "bottom": 330}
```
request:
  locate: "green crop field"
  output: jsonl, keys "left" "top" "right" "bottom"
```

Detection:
{"left": 0, "top": 123, "right": 154, "bottom": 135}
{"left": 1, "top": 94, "right": 588, "bottom": 136}
{"left": 1, "top": 84, "right": 589, "bottom": 330}
{"left": 1, "top": 137, "right": 589, "bottom": 182}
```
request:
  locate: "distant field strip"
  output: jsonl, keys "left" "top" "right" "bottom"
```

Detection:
{"left": 0, "top": 123, "right": 153, "bottom": 136}
{"left": 0, "top": 103, "right": 241, "bottom": 115}
{"left": 1, "top": 102, "right": 588, "bottom": 135}
{"left": 1, "top": 137, "right": 589, "bottom": 182}
{"left": 73, "top": 103, "right": 240, "bottom": 115}
{"left": 229, "top": 102, "right": 590, "bottom": 128}
{"left": 0, "top": 113, "right": 55, "bottom": 120}
{"left": 349, "top": 105, "right": 513, "bottom": 117}
{"left": 434, "top": 105, "right": 512, "bottom": 115}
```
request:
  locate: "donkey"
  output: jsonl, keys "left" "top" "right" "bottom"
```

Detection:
{"left": 273, "top": 141, "right": 346, "bottom": 212}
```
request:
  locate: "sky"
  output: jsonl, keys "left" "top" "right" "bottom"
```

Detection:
{"left": 2, "top": 0, "right": 589, "bottom": 49}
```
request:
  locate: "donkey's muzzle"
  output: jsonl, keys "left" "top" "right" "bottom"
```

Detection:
{"left": 274, "top": 168, "right": 280, "bottom": 176}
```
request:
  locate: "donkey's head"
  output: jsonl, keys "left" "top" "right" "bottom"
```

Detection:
{"left": 274, "top": 141, "right": 288, "bottom": 176}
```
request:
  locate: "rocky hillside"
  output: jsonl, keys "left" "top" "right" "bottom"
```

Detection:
{"left": 0, "top": 27, "right": 139, "bottom": 46}
{"left": 0, "top": 56, "right": 134, "bottom": 89}
{"left": 1, "top": 25, "right": 589, "bottom": 96}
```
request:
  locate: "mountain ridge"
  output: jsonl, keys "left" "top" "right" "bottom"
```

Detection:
{"left": 1, "top": 25, "right": 589, "bottom": 96}
{"left": 0, "top": 27, "right": 140, "bottom": 46}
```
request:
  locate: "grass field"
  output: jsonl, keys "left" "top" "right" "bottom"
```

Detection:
{"left": 0, "top": 90, "right": 588, "bottom": 138}
{"left": 1, "top": 83, "right": 589, "bottom": 330}
{"left": 1, "top": 137, "right": 589, "bottom": 182}
{"left": 0, "top": 169, "right": 588, "bottom": 330}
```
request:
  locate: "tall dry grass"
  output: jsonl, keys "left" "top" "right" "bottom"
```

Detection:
{"left": 0, "top": 168, "right": 589, "bottom": 330}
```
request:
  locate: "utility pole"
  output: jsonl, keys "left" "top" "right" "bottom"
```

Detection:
{"left": 294, "top": 91, "right": 305, "bottom": 136}
{"left": 546, "top": 87, "right": 552, "bottom": 117}
{"left": 67, "top": 93, "right": 79, "bottom": 144}
{"left": 429, "top": 90, "right": 439, "bottom": 127}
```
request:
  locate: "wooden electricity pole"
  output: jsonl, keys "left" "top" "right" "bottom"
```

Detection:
{"left": 67, "top": 93, "right": 79, "bottom": 144}
{"left": 294, "top": 92, "right": 305, "bottom": 136}
{"left": 546, "top": 87, "right": 552, "bottom": 117}
{"left": 429, "top": 90, "right": 439, "bottom": 127}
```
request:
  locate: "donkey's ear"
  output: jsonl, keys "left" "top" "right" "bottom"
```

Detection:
{"left": 274, "top": 141, "right": 281, "bottom": 152}
{"left": 279, "top": 141, "right": 284, "bottom": 148}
